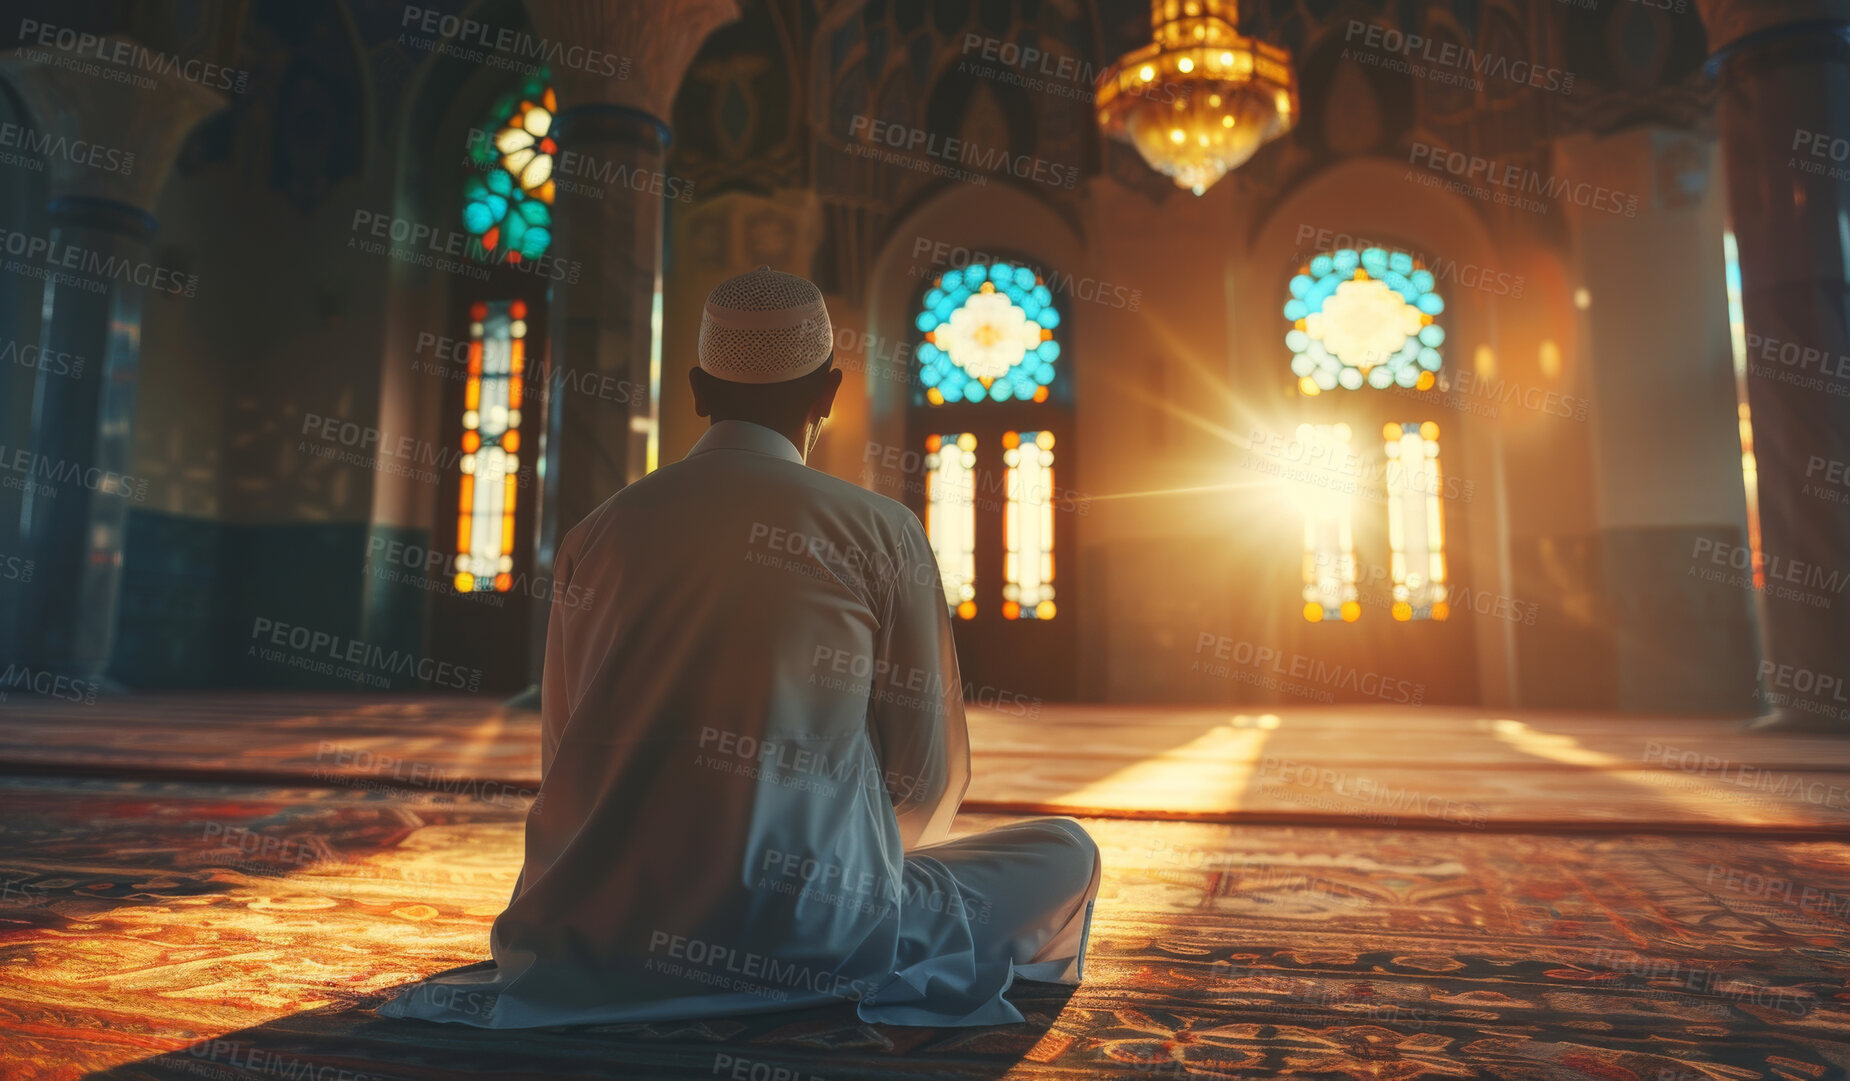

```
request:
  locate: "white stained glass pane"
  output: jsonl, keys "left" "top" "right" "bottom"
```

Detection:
{"left": 1384, "top": 421, "right": 1447, "bottom": 621}
{"left": 458, "top": 302, "right": 525, "bottom": 593}
{"left": 925, "top": 433, "right": 977, "bottom": 618}
{"left": 1006, "top": 431, "right": 1056, "bottom": 620}
{"left": 1298, "top": 423, "right": 1357, "bottom": 622}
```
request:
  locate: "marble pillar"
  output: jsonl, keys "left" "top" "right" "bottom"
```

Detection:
{"left": 0, "top": 36, "right": 223, "bottom": 681}
{"left": 1699, "top": 1, "right": 1850, "bottom": 730}
{"left": 517, "top": 0, "right": 737, "bottom": 685}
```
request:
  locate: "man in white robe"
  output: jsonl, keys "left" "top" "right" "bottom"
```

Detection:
{"left": 379, "top": 266, "right": 1100, "bottom": 1029}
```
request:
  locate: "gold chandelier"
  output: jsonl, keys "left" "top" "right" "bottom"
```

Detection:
{"left": 1095, "top": 0, "right": 1299, "bottom": 195}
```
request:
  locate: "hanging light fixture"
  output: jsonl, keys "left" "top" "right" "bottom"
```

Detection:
{"left": 1095, "top": 0, "right": 1299, "bottom": 195}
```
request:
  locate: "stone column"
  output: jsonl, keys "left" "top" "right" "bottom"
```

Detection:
{"left": 0, "top": 36, "right": 223, "bottom": 682}
{"left": 518, "top": 0, "right": 737, "bottom": 686}
{"left": 1698, "top": 1, "right": 1850, "bottom": 730}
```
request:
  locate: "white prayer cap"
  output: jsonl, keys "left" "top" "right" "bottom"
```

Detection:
{"left": 698, "top": 266, "right": 834, "bottom": 384}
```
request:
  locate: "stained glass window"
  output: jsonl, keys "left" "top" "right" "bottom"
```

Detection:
{"left": 917, "top": 261, "right": 1061, "bottom": 405}
{"left": 1286, "top": 247, "right": 1445, "bottom": 395}
{"left": 1003, "top": 430, "right": 1056, "bottom": 620}
{"left": 455, "top": 300, "right": 526, "bottom": 593}
{"left": 462, "top": 70, "right": 555, "bottom": 264}
{"left": 1384, "top": 421, "right": 1447, "bottom": 621}
{"left": 924, "top": 433, "right": 978, "bottom": 619}
{"left": 1298, "top": 423, "right": 1359, "bottom": 623}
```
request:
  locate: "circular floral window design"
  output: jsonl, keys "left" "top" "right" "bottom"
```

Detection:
{"left": 461, "top": 71, "right": 556, "bottom": 263}
{"left": 917, "top": 261, "right": 1062, "bottom": 405}
{"left": 1284, "top": 247, "right": 1445, "bottom": 394}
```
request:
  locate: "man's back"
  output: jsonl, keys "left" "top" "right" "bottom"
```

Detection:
{"left": 379, "top": 268, "right": 1095, "bottom": 1030}
{"left": 382, "top": 421, "right": 969, "bottom": 1026}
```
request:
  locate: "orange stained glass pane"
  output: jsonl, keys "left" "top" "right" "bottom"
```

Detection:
{"left": 454, "top": 571, "right": 473, "bottom": 592}
{"left": 495, "top": 572, "right": 513, "bottom": 592}
{"left": 509, "top": 379, "right": 523, "bottom": 410}
{"left": 1002, "top": 430, "right": 1020, "bottom": 449}
{"left": 536, "top": 180, "right": 555, "bottom": 204}
{"left": 462, "top": 431, "right": 480, "bottom": 453}
{"left": 1033, "top": 386, "right": 1049, "bottom": 402}
{"left": 510, "top": 299, "right": 528, "bottom": 319}
{"left": 956, "top": 600, "right": 977, "bottom": 620}
{"left": 504, "top": 474, "right": 518, "bottom": 504}
{"left": 458, "top": 481, "right": 473, "bottom": 513}
{"left": 456, "top": 516, "right": 471, "bottom": 553}
{"left": 501, "top": 514, "right": 516, "bottom": 553}
{"left": 1003, "top": 601, "right": 1021, "bottom": 619}
{"left": 466, "top": 379, "right": 481, "bottom": 411}
{"left": 471, "top": 301, "right": 488, "bottom": 320}
{"left": 503, "top": 430, "right": 520, "bottom": 453}
{"left": 924, "top": 433, "right": 941, "bottom": 452}
{"left": 468, "top": 342, "right": 482, "bottom": 374}
{"left": 511, "top": 339, "right": 524, "bottom": 364}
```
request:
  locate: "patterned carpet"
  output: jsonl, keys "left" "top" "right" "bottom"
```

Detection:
{"left": 4, "top": 694, "right": 1850, "bottom": 832}
{"left": 4, "top": 766, "right": 1849, "bottom": 1080}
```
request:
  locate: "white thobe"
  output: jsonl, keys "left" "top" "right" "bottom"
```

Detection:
{"left": 379, "top": 420, "right": 1099, "bottom": 1029}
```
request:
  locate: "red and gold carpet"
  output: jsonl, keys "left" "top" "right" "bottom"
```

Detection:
{"left": 3, "top": 760, "right": 1849, "bottom": 1080}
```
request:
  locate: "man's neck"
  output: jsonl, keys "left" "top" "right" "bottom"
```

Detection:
{"left": 712, "top": 417, "right": 807, "bottom": 462}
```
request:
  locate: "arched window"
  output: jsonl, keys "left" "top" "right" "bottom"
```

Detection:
{"left": 915, "top": 260, "right": 1064, "bottom": 621}
{"left": 461, "top": 70, "right": 556, "bottom": 264}
{"left": 916, "top": 261, "right": 1062, "bottom": 406}
{"left": 1286, "top": 247, "right": 1444, "bottom": 394}
{"left": 1286, "top": 247, "right": 1449, "bottom": 622}
{"left": 448, "top": 72, "right": 553, "bottom": 596}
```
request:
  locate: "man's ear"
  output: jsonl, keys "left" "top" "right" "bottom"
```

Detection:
{"left": 814, "top": 365, "right": 844, "bottom": 420}
{"left": 689, "top": 367, "right": 711, "bottom": 418}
